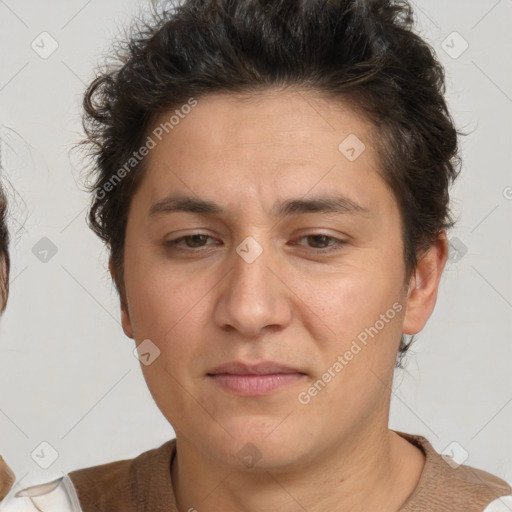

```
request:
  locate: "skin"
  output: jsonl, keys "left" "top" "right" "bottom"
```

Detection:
{"left": 118, "top": 89, "right": 447, "bottom": 512}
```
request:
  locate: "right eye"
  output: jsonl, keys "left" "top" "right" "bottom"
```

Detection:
{"left": 163, "top": 233, "right": 220, "bottom": 251}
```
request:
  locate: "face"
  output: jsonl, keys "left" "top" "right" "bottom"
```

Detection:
{"left": 120, "top": 89, "right": 443, "bottom": 471}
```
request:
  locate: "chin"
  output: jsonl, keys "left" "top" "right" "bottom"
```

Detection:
{"left": 209, "top": 419, "right": 304, "bottom": 470}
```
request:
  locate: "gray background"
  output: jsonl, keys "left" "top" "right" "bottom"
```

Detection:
{"left": 0, "top": 0, "right": 511, "bottom": 491}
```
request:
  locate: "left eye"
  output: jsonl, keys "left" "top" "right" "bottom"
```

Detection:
{"left": 165, "top": 233, "right": 345, "bottom": 252}
{"left": 293, "top": 234, "right": 346, "bottom": 252}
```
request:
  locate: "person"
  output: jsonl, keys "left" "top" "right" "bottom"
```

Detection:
{"left": 0, "top": 163, "right": 81, "bottom": 511}
{"left": 0, "top": 176, "right": 14, "bottom": 503}
{"left": 2, "top": 0, "right": 511, "bottom": 510}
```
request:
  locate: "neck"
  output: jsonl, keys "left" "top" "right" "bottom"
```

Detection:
{"left": 171, "top": 426, "right": 425, "bottom": 512}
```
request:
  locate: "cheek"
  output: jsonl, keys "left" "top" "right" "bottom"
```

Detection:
{"left": 300, "top": 271, "right": 404, "bottom": 410}
{"left": 124, "top": 249, "right": 193, "bottom": 337}
{"left": 299, "top": 261, "right": 406, "bottom": 389}
{"left": 123, "top": 254, "right": 218, "bottom": 378}
{"left": 297, "top": 266, "right": 402, "bottom": 340}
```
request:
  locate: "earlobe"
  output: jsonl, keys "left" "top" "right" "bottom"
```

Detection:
{"left": 121, "top": 307, "right": 135, "bottom": 339}
{"left": 109, "top": 256, "right": 134, "bottom": 339}
{"left": 402, "top": 232, "right": 448, "bottom": 335}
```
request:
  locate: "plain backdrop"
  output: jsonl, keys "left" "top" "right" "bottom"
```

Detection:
{"left": 0, "top": 0, "right": 511, "bottom": 490}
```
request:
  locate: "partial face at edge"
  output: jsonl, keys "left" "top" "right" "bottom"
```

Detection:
{"left": 119, "top": 90, "right": 444, "bottom": 470}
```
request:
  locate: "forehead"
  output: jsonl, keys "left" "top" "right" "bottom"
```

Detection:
{"left": 151, "top": 89, "right": 375, "bottom": 162}
{"left": 136, "top": 89, "right": 392, "bottom": 218}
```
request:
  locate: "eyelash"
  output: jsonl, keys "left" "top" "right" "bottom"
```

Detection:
{"left": 164, "top": 233, "right": 347, "bottom": 254}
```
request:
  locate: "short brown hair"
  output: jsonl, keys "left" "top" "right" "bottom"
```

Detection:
{"left": 82, "top": 0, "right": 462, "bottom": 363}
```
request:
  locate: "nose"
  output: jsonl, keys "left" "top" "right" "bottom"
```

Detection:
{"left": 213, "top": 237, "right": 293, "bottom": 337}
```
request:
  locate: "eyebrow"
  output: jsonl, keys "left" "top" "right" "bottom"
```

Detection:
{"left": 149, "top": 194, "right": 369, "bottom": 219}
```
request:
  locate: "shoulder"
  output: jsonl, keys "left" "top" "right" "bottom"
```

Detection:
{"left": 68, "top": 439, "right": 176, "bottom": 512}
{"left": 395, "top": 431, "right": 511, "bottom": 511}
{"left": 448, "top": 462, "right": 512, "bottom": 506}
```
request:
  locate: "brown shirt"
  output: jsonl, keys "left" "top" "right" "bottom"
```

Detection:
{"left": 65, "top": 431, "right": 511, "bottom": 511}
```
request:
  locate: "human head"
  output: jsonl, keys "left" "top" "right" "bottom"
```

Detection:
{"left": 83, "top": 0, "right": 460, "bottom": 364}
{"left": 84, "top": 0, "right": 458, "bottom": 364}
{"left": 80, "top": 0, "right": 462, "bottom": 474}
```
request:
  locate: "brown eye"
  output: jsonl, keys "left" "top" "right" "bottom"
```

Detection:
{"left": 164, "top": 233, "right": 218, "bottom": 252}
{"left": 180, "top": 234, "right": 209, "bottom": 248}
{"left": 305, "top": 235, "right": 333, "bottom": 249}
{"left": 291, "top": 234, "right": 347, "bottom": 254}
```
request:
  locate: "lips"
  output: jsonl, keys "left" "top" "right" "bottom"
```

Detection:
{"left": 207, "top": 361, "right": 306, "bottom": 396}
{"left": 207, "top": 361, "right": 305, "bottom": 376}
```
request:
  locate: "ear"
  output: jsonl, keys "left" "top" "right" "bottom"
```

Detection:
{"left": 402, "top": 232, "right": 448, "bottom": 335}
{"left": 109, "top": 256, "right": 134, "bottom": 339}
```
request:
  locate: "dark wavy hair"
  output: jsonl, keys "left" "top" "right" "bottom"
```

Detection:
{"left": 0, "top": 176, "right": 9, "bottom": 312}
{"left": 81, "top": 0, "right": 462, "bottom": 366}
